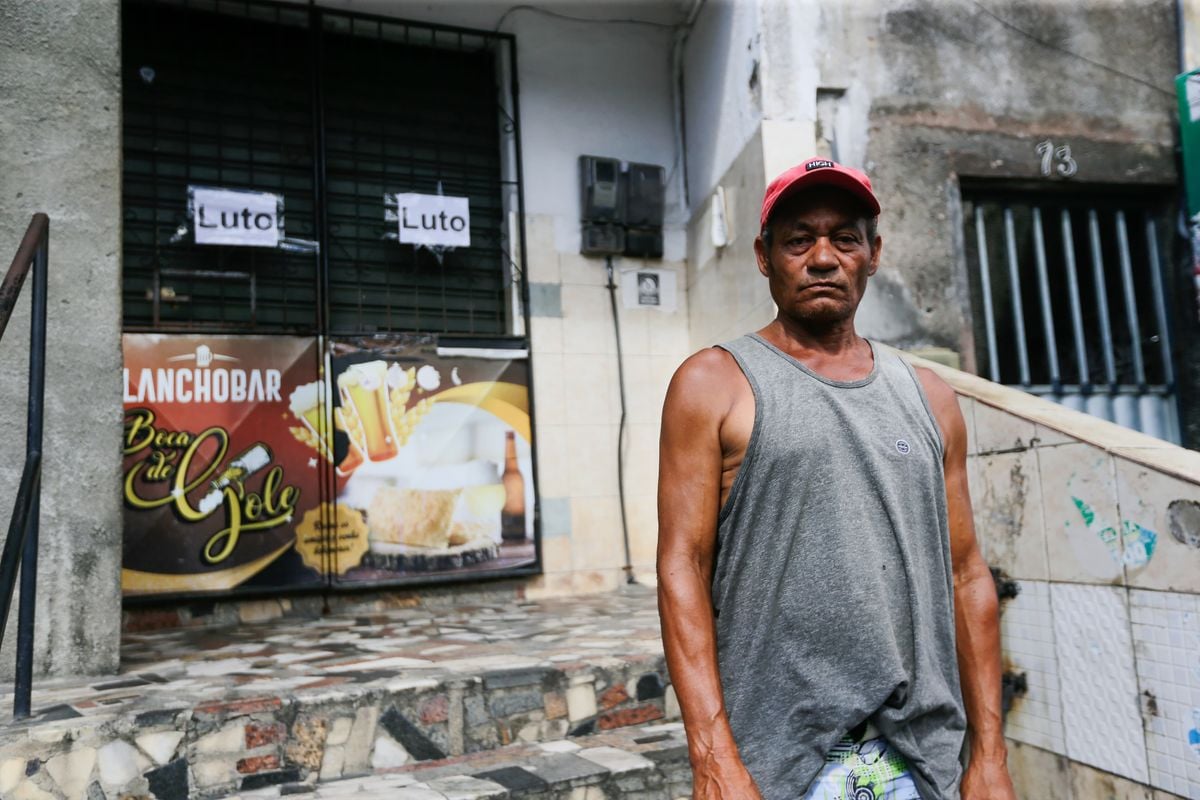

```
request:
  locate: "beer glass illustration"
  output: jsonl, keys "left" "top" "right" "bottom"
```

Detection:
{"left": 333, "top": 401, "right": 365, "bottom": 475}
{"left": 289, "top": 381, "right": 325, "bottom": 438}
{"left": 288, "top": 381, "right": 331, "bottom": 461}
{"left": 336, "top": 360, "right": 399, "bottom": 462}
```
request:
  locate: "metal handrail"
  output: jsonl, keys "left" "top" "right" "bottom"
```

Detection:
{"left": 0, "top": 213, "right": 48, "bottom": 720}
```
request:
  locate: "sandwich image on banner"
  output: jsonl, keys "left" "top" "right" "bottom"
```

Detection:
{"left": 326, "top": 335, "right": 536, "bottom": 583}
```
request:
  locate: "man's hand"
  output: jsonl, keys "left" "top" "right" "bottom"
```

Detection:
{"left": 914, "top": 366, "right": 1017, "bottom": 800}
{"left": 960, "top": 754, "right": 1017, "bottom": 800}
{"left": 691, "top": 748, "right": 764, "bottom": 800}
{"left": 658, "top": 350, "right": 759, "bottom": 800}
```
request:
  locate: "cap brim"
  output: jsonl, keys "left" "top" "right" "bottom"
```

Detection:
{"left": 772, "top": 170, "right": 881, "bottom": 218}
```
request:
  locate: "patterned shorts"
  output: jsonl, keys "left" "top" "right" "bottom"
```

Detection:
{"left": 801, "top": 724, "right": 922, "bottom": 800}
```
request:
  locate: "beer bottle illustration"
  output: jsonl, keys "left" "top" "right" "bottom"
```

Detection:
{"left": 500, "top": 431, "right": 526, "bottom": 542}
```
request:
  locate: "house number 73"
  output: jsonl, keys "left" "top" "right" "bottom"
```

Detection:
{"left": 1036, "top": 140, "right": 1078, "bottom": 178}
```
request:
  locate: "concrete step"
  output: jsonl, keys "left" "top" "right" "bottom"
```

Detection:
{"left": 0, "top": 588, "right": 677, "bottom": 800}
{"left": 225, "top": 723, "right": 692, "bottom": 800}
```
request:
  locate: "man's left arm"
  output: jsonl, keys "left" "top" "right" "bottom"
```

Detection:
{"left": 915, "top": 367, "right": 1016, "bottom": 800}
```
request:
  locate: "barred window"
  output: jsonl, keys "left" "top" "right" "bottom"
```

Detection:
{"left": 961, "top": 183, "right": 1180, "bottom": 442}
{"left": 121, "top": 0, "right": 522, "bottom": 337}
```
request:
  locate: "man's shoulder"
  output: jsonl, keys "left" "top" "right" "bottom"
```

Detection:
{"left": 673, "top": 344, "right": 742, "bottom": 384}
{"left": 908, "top": 364, "right": 966, "bottom": 448}
{"left": 910, "top": 364, "right": 957, "bottom": 411}
{"left": 665, "top": 346, "right": 748, "bottom": 419}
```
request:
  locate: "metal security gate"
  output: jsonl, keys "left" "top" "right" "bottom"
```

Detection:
{"left": 963, "top": 186, "right": 1181, "bottom": 443}
{"left": 118, "top": 0, "right": 543, "bottom": 601}
{"left": 121, "top": 0, "right": 526, "bottom": 337}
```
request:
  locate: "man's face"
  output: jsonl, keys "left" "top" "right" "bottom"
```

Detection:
{"left": 754, "top": 187, "right": 881, "bottom": 328}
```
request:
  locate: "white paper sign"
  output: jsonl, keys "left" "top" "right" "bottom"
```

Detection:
{"left": 192, "top": 186, "right": 281, "bottom": 247}
{"left": 396, "top": 193, "right": 471, "bottom": 248}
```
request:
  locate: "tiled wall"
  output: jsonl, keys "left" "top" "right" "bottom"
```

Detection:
{"left": 998, "top": 581, "right": 1064, "bottom": 754}
{"left": 1132, "top": 589, "right": 1200, "bottom": 794}
{"left": 524, "top": 213, "right": 691, "bottom": 598}
{"left": 935, "top": 356, "right": 1200, "bottom": 799}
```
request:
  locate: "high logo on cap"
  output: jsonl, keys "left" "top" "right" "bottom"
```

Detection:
{"left": 806, "top": 159, "right": 836, "bottom": 171}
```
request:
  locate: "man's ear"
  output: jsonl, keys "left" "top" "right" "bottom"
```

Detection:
{"left": 754, "top": 236, "right": 771, "bottom": 278}
{"left": 868, "top": 234, "right": 882, "bottom": 277}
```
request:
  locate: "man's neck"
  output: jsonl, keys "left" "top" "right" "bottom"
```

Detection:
{"left": 757, "top": 316, "right": 874, "bottom": 382}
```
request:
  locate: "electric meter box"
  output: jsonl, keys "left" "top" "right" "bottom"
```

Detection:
{"left": 581, "top": 223, "right": 626, "bottom": 257}
{"left": 624, "top": 227, "right": 663, "bottom": 259}
{"left": 579, "top": 156, "right": 623, "bottom": 223}
{"left": 578, "top": 155, "right": 666, "bottom": 259}
{"left": 624, "top": 162, "right": 666, "bottom": 227}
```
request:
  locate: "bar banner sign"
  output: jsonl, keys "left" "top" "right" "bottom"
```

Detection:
{"left": 120, "top": 333, "right": 537, "bottom": 599}
{"left": 121, "top": 334, "right": 327, "bottom": 596}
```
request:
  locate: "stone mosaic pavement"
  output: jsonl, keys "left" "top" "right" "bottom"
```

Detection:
{"left": 229, "top": 723, "right": 691, "bottom": 799}
{"left": 0, "top": 586, "right": 679, "bottom": 799}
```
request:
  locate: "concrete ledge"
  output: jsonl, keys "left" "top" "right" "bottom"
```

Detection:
{"left": 899, "top": 350, "right": 1200, "bottom": 484}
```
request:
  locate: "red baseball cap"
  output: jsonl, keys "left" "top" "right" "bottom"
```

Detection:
{"left": 760, "top": 158, "right": 881, "bottom": 229}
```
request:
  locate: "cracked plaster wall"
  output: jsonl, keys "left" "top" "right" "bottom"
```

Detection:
{"left": 682, "top": 1, "right": 1194, "bottom": 441}
{"left": 0, "top": 0, "right": 124, "bottom": 677}
{"left": 855, "top": 0, "right": 1178, "bottom": 354}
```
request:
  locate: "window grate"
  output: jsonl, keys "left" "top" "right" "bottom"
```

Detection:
{"left": 122, "top": 1, "right": 318, "bottom": 332}
{"left": 321, "top": 18, "right": 508, "bottom": 335}
{"left": 121, "top": 0, "right": 521, "bottom": 337}
{"left": 962, "top": 185, "right": 1180, "bottom": 443}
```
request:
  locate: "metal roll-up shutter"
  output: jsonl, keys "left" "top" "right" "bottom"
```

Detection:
{"left": 122, "top": 0, "right": 319, "bottom": 332}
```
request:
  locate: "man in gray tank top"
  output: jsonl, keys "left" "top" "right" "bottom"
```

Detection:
{"left": 657, "top": 158, "right": 1016, "bottom": 800}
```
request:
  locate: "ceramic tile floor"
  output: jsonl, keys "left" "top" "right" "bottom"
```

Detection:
{"left": 0, "top": 586, "right": 664, "bottom": 740}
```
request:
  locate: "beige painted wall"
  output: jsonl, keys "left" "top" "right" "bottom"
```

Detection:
{"left": 686, "top": 131, "right": 774, "bottom": 351}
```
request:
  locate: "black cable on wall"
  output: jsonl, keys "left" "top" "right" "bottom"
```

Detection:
{"left": 605, "top": 255, "right": 636, "bottom": 585}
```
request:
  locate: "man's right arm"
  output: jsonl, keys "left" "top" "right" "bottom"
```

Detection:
{"left": 657, "top": 350, "right": 763, "bottom": 800}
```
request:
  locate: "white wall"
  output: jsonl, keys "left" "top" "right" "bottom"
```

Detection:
{"left": 317, "top": 0, "right": 687, "bottom": 259}
{"left": 682, "top": 0, "right": 763, "bottom": 210}
{"left": 512, "top": 10, "right": 684, "bottom": 257}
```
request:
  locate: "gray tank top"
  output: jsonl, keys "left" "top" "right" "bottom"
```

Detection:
{"left": 714, "top": 334, "right": 966, "bottom": 800}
